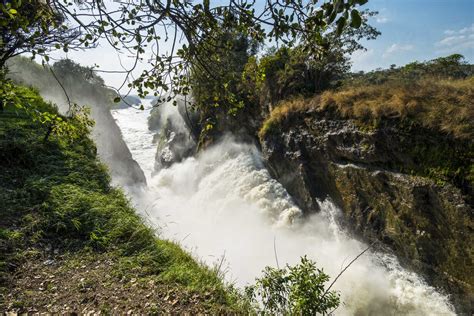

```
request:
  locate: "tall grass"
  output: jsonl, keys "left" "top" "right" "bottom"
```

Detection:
{"left": 260, "top": 77, "right": 474, "bottom": 140}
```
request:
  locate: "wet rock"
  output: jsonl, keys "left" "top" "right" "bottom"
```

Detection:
{"left": 261, "top": 109, "right": 473, "bottom": 313}
{"left": 149, "top": 102, "right": 197, "bottom": 171}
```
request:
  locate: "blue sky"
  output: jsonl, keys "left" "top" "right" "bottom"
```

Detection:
{"left": 351, "top": 0, "right": 474, "bottom": 71}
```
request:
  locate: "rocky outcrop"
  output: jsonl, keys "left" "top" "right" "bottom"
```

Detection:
{"left": 261, "top": 109, "right": 473, "bottom": 313}
{"left": 91, "top": 105, "right": 146, "bottom": 187}
{"left": 148, "top": 101, "right": 197, "bottom": 171}
{"left": 152, "top": 117, "right": 196, "bottom": 170}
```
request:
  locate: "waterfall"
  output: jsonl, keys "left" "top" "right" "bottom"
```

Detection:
{"left": 111, "top": 102, "right": 455, "bottom": 315}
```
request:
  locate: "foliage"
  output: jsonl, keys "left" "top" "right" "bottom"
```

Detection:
{"left": 52, "top": 59, "right": 105, "bottom": 86}
{"left": 346, "top": 54, "right": 474, "bottom": 86}
{"left": 2, "top": 1, "right": 370, "bottom": 139}
{"left": 242, "top": 10, "right": 380, "bottom": 105}
{"left": 246, "top": 256, "right": 340, "bottom": 315}
{"left": 0, "top": 0, "right": 80, "bottom": 68}
{"left": 46, "top": 0, "right": 368, "bottom": 100}
{"left": 0, "top": 77, "right": 93, "bottom": 142}
{"left": 192, "top": 8, "right": 378, "bottom": 139}
{"left": 190, "top": 27, "right": 259, "bottom": 134}
{"left": 7, "top": 56, "right": 119, "bottom": 111}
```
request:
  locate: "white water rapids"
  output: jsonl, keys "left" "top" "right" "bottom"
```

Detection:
{"left": 111, "top": 101, "right": 456, "bottom": 315}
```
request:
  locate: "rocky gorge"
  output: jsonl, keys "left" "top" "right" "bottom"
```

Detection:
{"left": 260, "top": 108, "right": 473, "bottom": 313}
{"left": 146, "top": 69, "right": 473, "bottom": 313}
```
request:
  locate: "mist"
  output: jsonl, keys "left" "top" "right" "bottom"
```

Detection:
{"left": 6, "top": 57, "right": 146, "bottom": 188}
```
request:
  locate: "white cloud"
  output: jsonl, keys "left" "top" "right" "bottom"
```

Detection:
{"left": 459, "top": 24, "right": 474, "bottom": 34}
{"left": 383, "top": 43, "right": 414, "bottom": 58}
{"left": 376, "top": 16, "right": 389, "bottom": 24}
{"left": 375, "top": 8, "right": 389, "bottom": 24}
{"left": 350, "top": 49, "right": 378, "bottom": 71}
{"left": 436, "top": 23, "right": 474, "bottom": 54}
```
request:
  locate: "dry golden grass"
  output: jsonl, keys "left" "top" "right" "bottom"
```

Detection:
{"left": 260, "top": 77, "right": 474, "bottom": 139}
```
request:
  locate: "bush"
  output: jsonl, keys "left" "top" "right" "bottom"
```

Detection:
{"left": 246, "top": 256, "right": 340, "bottom": 315}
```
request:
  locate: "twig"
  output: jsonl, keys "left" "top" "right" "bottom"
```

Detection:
{"left": 323, "top": 241, "right": 376, "bottom": 297}
{"left": 215, "top": 251, "right": 226, "bottom": 278}
{"left": 48, "top": 65, "right": 72, "bottom": 113}
{"left": 273, "top": 236, "right": 280, "bottom": 269}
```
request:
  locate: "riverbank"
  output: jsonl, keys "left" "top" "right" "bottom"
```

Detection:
{"left": 0, "top": 84, "right": 248, "bottom": 313}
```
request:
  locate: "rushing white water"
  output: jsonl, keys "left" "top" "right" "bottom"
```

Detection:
{"left": 111, "top": 103, "right": 455, "bottom": 315}
{"left": 111, "top": 101, "right": 156, "bottom": 180}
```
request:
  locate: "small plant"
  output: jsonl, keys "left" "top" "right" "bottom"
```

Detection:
{"left": 246, "top": 256, "right": 340, "bottom": 315}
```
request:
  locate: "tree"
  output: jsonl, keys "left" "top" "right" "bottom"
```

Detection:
{"left": 243, "top": 10, "right": 380, "bottom": 104}
{"left": 190, "top": 25, "right": 260, "bottom": 133}
{"left": 346, "top": 54, "right": 473, "bottom": 86}
{"left": 1, "top": 0, "right": 370, "bottom": 116}
{"left": 47, "top": 0, "right": 369, "bottom": 99}
{"left": 1, "top": 0, "right": 371, "bottom": 141}
{"left": 0, "top": 0, "right": 81, "bottom": 69}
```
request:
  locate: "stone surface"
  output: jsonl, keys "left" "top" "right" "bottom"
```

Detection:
{"left": 261, "top": 109, "right": 473, "bottom": 313}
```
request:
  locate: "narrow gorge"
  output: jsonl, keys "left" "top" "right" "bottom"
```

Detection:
{"left": 110, "top": 95, "right": 466, "bottom": 315}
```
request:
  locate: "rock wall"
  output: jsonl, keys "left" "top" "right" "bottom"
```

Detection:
{"left": 261, "top": 109, "right": 473, "bottom": 313}
{"left": 148, "top": 100, "right": 197, "bottom": 172}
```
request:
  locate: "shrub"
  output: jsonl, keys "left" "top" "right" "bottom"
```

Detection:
{"left": 246, "top": 256, "right": 340, "bottom": 315}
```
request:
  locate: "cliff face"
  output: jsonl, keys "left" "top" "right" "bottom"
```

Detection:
{"left": 90, "top": 104, "right": 147, "bottom": 187}
{"left": 148, "top": 101, "right": 198, "bottom": 172}
{"left": 260, "top": 109, "right": 473, "bottom": 313}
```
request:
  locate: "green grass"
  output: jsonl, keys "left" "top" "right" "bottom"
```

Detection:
{"left": 0, "top": 84, "right": 248, "bottom": 311}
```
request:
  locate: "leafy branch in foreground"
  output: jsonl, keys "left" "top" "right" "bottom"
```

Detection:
{"left": 0, "top": 0, "right": 81, "bottom": 68}
{"left": 246, "top": 256, "right": 340, "bottom": 315}
{"left": 48, "top": 0, "right": 368, "bottom": 99}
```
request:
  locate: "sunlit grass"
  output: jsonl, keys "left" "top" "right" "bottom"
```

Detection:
{"left": 260, "top": 77, "right": 474, "bottom": 140}
{"left": 0, "top": 84, "right": 248, "bottom": 312}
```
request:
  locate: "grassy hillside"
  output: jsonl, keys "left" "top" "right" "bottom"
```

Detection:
{"left": 0, "top": 84, "right": 247, "bottom": 313}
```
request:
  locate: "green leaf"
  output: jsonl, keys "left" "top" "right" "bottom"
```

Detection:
{"left": 350, "top": 9, "right": 362, "bottom": 28}
{"left": 336, "top": 17, "right": 346, "bottom": 36}
{"left": 9, "top": 9, "right": 17, "bottom": 15}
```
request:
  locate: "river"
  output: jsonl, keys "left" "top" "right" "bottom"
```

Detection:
{"left": 111, "top": 100, "right": 455, "bottom": 315}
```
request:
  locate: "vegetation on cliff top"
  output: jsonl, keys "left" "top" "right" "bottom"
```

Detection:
{"left": 259, "top": 55, "right": 473, "bottom": 201}
{"left": 260, "top": 76, "right": 473, "bottom": 140}
{"left": 260, "top": 54, "right": 473, "bottom": 138}
{"left": 0, "top": 84, "right": 247, "bottom": 313}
